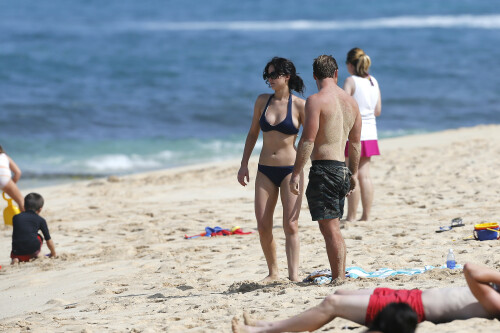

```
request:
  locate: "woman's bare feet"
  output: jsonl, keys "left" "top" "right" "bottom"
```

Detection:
{"left": 11, "top": 258, "right": 19, "bottom": 265}
{"left": 358, "top": 215, "right": 370, "bottom": 222}
{"left": 261, "top": 274, "right": 279, "bottom": 283}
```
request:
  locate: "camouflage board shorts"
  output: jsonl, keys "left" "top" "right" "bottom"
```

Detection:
{"left": 306, "top": 160, "right": 351, "bottom": 221}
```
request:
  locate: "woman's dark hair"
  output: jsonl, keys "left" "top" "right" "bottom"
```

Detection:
{"left": 366, "top": 303, "right": 418, "bottom": 333}
{"left": 263, "top": 57, "right": 305, "bottom": 95}
{"left": 0, "top": 145, "right": 3, "bottom": 153}
{"left": 25, "top": 192, "right": 45, "bottom": 212}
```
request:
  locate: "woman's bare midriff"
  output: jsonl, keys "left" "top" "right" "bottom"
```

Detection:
{"left": 259, "top": 131, "right": 298, "bottom": 166}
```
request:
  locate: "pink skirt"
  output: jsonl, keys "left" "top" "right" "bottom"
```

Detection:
{"left": 345, "top": 140, "right": 380, "bottom": 158}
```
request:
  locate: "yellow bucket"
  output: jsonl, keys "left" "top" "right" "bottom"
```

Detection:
{"left": 474, "top": 222, "right": 499, "bottom": 230}
{"left": 3, "top": 192, "right": 21, "bottom": 226}
{"left": 474, "top": 223, "right": 499, "bottom": 241}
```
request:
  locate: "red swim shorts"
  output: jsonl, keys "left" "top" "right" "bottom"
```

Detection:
{"left": 365, "top": 288, "right": 426, "bottom": 325}
{"left": 10, "top": 234, "right": 43, "bottom": 262}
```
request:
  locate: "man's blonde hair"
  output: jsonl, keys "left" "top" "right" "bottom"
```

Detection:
{"left": 313, "top": 55, "right": 338, "bottom": 80}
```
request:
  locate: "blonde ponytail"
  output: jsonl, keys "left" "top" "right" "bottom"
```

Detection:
{"left": 346, "top": 48, "right": 372, "bottom": 77}
{"left": 356, "top": 54, "right": 371, "bottom": 77}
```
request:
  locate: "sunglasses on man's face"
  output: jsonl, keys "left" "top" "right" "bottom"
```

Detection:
{"left": 264, "top": 71, "right": 283, "bottom": 80}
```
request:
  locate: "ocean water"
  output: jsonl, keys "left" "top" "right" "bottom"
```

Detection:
{"left": 1, "top": 0, "right": 499, "bottom": 188}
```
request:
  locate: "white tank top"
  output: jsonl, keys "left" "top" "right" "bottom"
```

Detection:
{"left": 352, "top": 75, "right": 379, "bottom": 141}
{"left": 0, "top": 153, "right": 11, "bottom": 178}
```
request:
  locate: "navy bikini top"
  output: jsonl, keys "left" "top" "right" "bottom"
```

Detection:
{"left": 259, "top": 94, "right": 299, "bottom": 135}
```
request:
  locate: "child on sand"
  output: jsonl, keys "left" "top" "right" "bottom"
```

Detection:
{"left": 11, "top": 193, "right": 56, "bottom": 264}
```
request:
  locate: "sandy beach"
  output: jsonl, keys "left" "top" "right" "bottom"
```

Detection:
{"left": 1, "top": 124, "right": 499, "bottom": 332}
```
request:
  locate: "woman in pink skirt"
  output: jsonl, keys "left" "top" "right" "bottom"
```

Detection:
{"left": 343, "top": 48, "right": 382, "bottom": 221}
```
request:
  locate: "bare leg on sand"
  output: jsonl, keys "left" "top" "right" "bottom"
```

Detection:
{"left": 255, "top": 172, "right": 279, "bottom": 282}
{"left": 319, "top": 218, "right": 346, "bottom": 281}
{"left": 232, "top": 292, "right": 370, "bottom": 333}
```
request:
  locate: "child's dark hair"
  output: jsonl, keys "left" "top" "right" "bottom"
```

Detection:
{"left": 24, "top": 193, "right": 44, "bottom": 212}
{"left": 366, "top": 303, "right": 418, "bottom": 333}
{"left": 263, "top": 57, "right": 305, "bottom": 95}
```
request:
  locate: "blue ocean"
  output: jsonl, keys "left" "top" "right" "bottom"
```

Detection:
{"left": 1, "top": 0, "right": 499, "bottom": 188}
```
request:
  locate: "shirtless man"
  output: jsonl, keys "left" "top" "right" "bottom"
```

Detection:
{"left": 232, "top": 263, "right": 500, "bottom": 332}
{"left": 289, "top": 55, "right": 362, "bottom": 281}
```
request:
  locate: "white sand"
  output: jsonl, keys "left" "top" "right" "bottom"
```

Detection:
{"left": 1, "top": 124, "right": 499, "bottom": 332}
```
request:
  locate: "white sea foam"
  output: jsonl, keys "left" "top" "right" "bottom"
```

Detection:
{"left": 199, "top": 140, "right": 244, "bottom": 152}
{"left": 123, "top": 15, "right": 500, "bottom": 32}
{"left": 55, "top": 139, "right": 248, "bottom": 174}
{"left": 83, "top": 154, "right": 164, "bottom": 172}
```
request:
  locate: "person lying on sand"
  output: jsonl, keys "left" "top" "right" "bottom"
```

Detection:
{"left": 232, "top": 262, "right": 500, "bottom": 332}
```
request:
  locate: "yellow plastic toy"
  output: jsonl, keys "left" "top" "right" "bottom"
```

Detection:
{"left": 3, "top": 191, "right": 20, "bottom": 226}
{"left": 473, "top": 222, "right": 500, "bottom": 241}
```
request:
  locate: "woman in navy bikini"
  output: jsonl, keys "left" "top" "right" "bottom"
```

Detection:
{"left": 238, "top": 57, "right": 305, "bottom": 282}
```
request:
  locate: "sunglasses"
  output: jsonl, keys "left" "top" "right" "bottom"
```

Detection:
{"left": 263, "top": 71, "right": 283, "bottom": 80}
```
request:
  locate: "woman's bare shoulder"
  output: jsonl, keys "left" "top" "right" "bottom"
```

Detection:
{"left": 257, "top": 93, "right": 272, "bottom": 100}
{"left": 253, "top": 93, "right": 272, "bottom": 113}
{"left": 292, "top": 95, "right": 306, "bottom": 108}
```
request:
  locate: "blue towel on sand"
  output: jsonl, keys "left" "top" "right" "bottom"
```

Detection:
{"left": 305, "top": 264, "right": 464, "bottom": 284}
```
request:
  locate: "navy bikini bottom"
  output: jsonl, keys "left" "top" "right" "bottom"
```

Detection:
{"left": 258, "top": 164, "right": 294, "bottom": 187}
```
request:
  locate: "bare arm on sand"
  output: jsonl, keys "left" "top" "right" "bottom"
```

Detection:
{"left": 463, "top": 262, "right": 500, "bottom": 316}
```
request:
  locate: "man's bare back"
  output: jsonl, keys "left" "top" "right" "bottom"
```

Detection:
{"left": 423, "top": 286, "right": 493, "bottom": 323}
{"left": 309, "top": 83, "right": 359, "bottom": 162}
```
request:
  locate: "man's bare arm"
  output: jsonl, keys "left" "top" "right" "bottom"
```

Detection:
{"left": 347, "top": 108, "right": 362, "bottom": 176}
{"left": 293, "top": 139, "right": 314, "bottom": 176}
{"left": 346, "top": 106, "right": 362, "bottom": 196}
{"left": 290, "top": 96, "right": 320, "bottom": 195}
{"left": 463, "top": 262, "right": 500, "bottom": 316}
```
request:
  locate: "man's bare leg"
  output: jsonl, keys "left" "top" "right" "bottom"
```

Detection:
{"left": 255, "top": 173, "right": 280, "bottom": 281}
{"left": 232, "top": 293, "right": 371, "bottom": 333}
{"left": 318, "top": 218, "right": 346, "bottom": 280}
